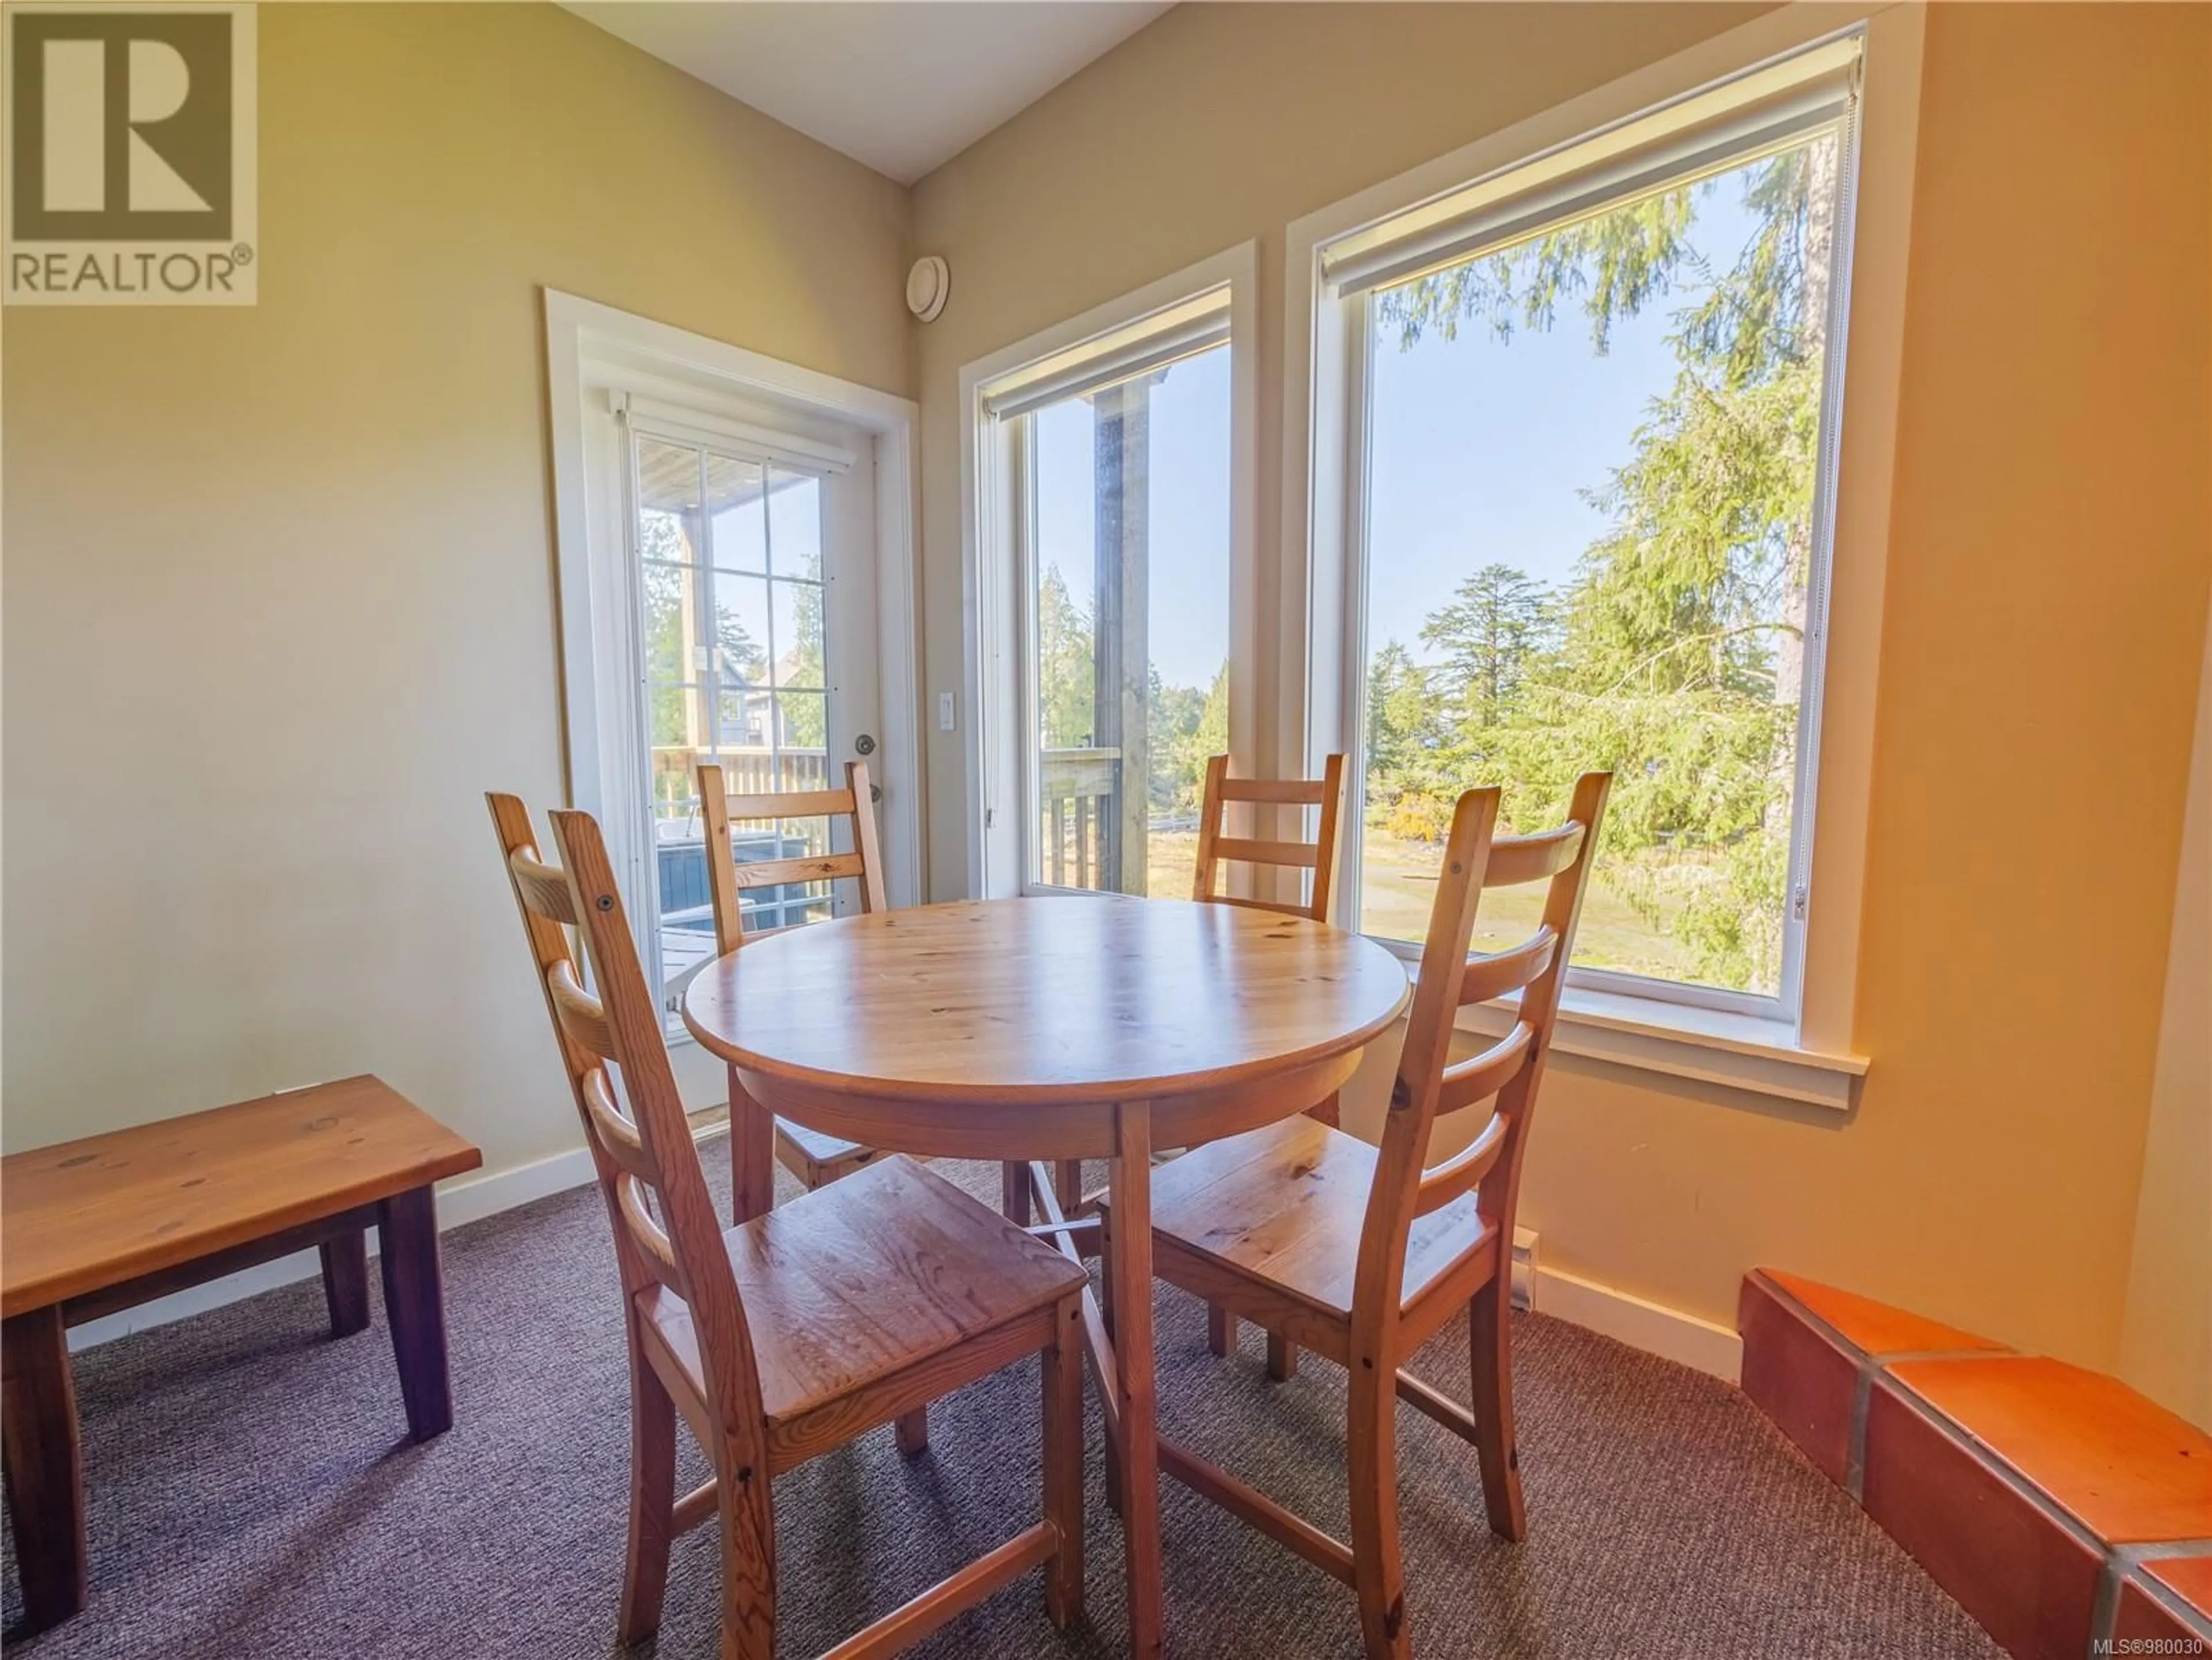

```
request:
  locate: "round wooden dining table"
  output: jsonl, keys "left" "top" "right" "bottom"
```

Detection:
{"left": 681, "top": 893, "right": 1410, "bottom": 1657}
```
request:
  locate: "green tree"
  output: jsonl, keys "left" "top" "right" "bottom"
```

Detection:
{"left": 1419, "top": 564, "right": 1553, "bottom": 723}
{"left": 1373, "top": 133, "right": 1840, "bottom": 990}
{"left": 1035, "top": 565, "right": 1096, "bottom": 750}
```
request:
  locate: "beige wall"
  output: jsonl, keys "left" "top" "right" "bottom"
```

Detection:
{"left": 1, "top": 4, "right": 912, "bottom": 1177}
{"left": 910, "top": 2, "right": 2212, "bottom": 1373}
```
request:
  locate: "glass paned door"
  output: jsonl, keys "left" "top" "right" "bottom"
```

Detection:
{"left": 629, "top": 427, "right": 876, "bottom": 1011}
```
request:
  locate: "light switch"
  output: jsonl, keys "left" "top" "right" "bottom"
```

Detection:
{"left": 937, "top": 692, "right": 956, "bottom": 732}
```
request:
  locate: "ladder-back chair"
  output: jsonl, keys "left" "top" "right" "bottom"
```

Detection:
{"left": 488, "top": 795, "right": 1086, "bottom": 1660}
{"left": 1191, "top": 751, "right": 1347, "bottom": 924}
{"left": 1187, "top": 751, "right": 1350, "bottom": 1378}
{"left": 1104, "top": 772, "right": 1611, "bottom": 1659}
{"left": 698, "top": 759, "right": 891, "bottom": 1212}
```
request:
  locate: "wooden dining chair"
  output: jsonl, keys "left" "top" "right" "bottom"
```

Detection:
{"left": 1103, "top": 772, "right": 1611, "bottom": 1660}
{"left": 488, "top": 795, "right": 1087, "bottom": 1660}
{"left": 698, "top": 759, "right": 893, "bottom": 1215}
{"left": 1191, "top": 751, "right": 1347, "bottom": 926}
{"left": 1188, "top": 751, "right": 1349, "bottom": 1378}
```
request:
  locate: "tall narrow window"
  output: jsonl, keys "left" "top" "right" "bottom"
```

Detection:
{"left": 1326, "top": 38, "right": 1861, "bottom": 1015}
{"left": 1023, "top": 346, "right": 1230, "bottom": 897}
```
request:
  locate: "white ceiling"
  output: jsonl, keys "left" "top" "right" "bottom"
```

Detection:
{"left": 562, "top": 2, "right": 1173, "bottom": 185}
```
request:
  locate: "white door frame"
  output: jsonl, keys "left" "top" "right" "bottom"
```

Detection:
{"left": 542, "top": 289, "right": 925, "bottom": 915}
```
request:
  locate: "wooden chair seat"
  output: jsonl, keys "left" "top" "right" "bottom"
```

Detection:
{"left": 636, "top": 1156, "right": 1086, "bottom": 1464}
{"left": 1103, "top": 1116, "right": 1496, "bottom": 1362}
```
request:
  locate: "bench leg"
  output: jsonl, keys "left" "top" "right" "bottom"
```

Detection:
{"left": 321, "top": 1229, "right": 370, "bottom": 1339}
{"left": 377, "top": 1186, "right": 453, "bottom": 1442}
{"left": 2, "top": 1306, "right": 86, "bottom": 1633}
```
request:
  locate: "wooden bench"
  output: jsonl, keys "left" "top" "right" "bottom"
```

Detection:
{"left": 0, "top": 1076, "right": 482, "bottom": 1634}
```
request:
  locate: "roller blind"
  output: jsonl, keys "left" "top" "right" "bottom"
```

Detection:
{"left": 1323, "top": 34, "right": 1862, "bottom": 300}
{"left": 980, "top": 286, "right": 1230, "bottom": 421}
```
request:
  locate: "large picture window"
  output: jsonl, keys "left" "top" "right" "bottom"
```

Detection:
{"left": 1325, "top": 37, "right": 1862, "bottom": 1017}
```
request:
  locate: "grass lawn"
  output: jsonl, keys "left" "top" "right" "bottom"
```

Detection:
{"left": 1358, "top": 829, "right": 1694, "bottom": 980}
{"left": 1138, "top": 825, "right": 1699, "bottom": 986}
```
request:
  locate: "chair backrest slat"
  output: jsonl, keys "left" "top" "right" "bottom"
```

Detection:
{"left": 1456, "top": 927, "right": 1558, "bottom": 1009}
{"left": 1480, "top": 824, "right": 1586, "bottom": 890}
{"left": 1350, "top": 772, "right": 1612, "bottom": 1340}
{"left": 698, "top": 759, "right": 887, "bottom": 955}
{"left": 1210, "top": 836, "right": 1319, "bottom": 871}
{"left": 1433, "top": 1020, "right": 1535, "bottom": 1117}
{"left": 578, "top": 1067, "right": 658, "bottom": 1184}
{"left": 1411, "top": 1113, "right": 1506, "bottom": 1219}
{"left": 1217, "top": 776, "right": 1331, "bottom": 806}
{"left": 615, "top": 1170, "right": 687, "bottom": 1296}
{"left": 488, "top": 794, "right": 774, "bottom": 1491}
{"left": 728, "top": 851, "right": 866, "bottom": 891}
{"left": 548, "top": 965, "right": 618, "bottom": 1064}
{"left": 1191, "top": 753, "right": 1347, "bottom": 922}
{"left": 509, "top": 851, "right": 579, "bottom": 924}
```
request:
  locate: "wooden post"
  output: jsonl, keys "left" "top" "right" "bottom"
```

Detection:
{"left": 1092, "top": 380, "right": 1150, "bottom": 895}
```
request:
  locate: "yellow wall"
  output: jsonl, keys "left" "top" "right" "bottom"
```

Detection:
{"left": 910, "top": 2, "right": 2212, "bottom": 1373}
{"left": 1, "top": 4, "right": 912, "bottom": 1177}
{"left": 2122, "top": 586, "right": 2212, "bottom": 1428}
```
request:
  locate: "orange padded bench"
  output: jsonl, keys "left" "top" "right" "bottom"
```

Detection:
{"left": 1740, "top": 1268, "right": 2212, "bottom": 1660}
{"left": 1, "top": 1077, "right": 481, "bottom": 1634}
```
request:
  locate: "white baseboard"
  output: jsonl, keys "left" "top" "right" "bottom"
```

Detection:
{"left": 66, "top": 1140, "right": 605, "bottom": 1353}
{"left": 1528, "top": 1263, "right": 1743, "bottom": 1382}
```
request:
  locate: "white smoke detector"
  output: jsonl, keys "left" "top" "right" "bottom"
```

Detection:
{"left": 906, "top": 255, "right": 950, "bottom": 323}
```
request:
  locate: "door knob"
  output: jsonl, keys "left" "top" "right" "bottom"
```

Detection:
{"left": 855, "top": 733, "right": 877, "bottom": 756}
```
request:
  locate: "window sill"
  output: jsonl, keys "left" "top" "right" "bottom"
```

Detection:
{"left": 1454, "top": 983, "right": 1867, "bottom": 1111}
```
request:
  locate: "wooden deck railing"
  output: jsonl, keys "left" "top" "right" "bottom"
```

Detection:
{"left": 1040, "top": 748, "right": 1123, "bottom": 890}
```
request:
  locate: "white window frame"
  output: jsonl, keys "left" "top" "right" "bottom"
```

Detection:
{"left": 543, "top": 289, "right": 923, "bottom": 1044}
{"left": 1283, "top": 5, "right": 1927, "bottom": 1107}
{"left": 960, "top": 243, "right": 1259, "bottom": 900}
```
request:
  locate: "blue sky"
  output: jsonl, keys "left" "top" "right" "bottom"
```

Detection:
{"left": 1030, "top": 177, "right": 1765, "bottom": 693}
{"left": 1035, "top": 346, "right": 1231, "bottom": 691}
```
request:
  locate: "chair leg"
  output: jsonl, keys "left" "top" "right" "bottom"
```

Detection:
{"left": 1468, "top": 1276, "right": 1527, "bottom": 1541}
{"left": 1347, "top": 1355, "right": 1411, "bottom": 1660}
{"left": 715, "top": 1445, "right": 777, "bottom": 1660}
{"left": 1098, "top": 1215, "right": 1122, "bottom": 1517}
{"left": 895, "top": 1407, "right": 930, "bottom": 1457}
{"left": 1001, "top": 1159, "right": 1032, "bottom": 1225}
{"left": 618, "top": 1345, "right": 678, "bottom": 1646}
{"left": 1267, "top": 1332, "right": 1298, "bottom": 1382}
{"left": 1207, "top": 1305, "right": 1233, "bottom": 1357}
{"left": 1041, "top": 1296, "right": 1085, "bottom": 1628}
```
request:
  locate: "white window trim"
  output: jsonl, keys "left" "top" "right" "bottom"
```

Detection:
{"left": 959, "top": 242, "right": 1260, "bottom": 899}
{"left": 1280, "top": 3, "right": 1925, "bottom": 1106}
{"left": 541, "top": 288, "right": 925, "bottom": 1005}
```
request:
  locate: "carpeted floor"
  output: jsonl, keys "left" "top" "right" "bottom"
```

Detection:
{"left": 3, "top": 1147, "right": 2002, "bottom": 1659}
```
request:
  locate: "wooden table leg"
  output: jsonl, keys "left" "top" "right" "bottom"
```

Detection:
{"left": 2, "top": 1305, "right": 86, "bottom": 1633}
{"left": 1107, "top": 1102, "right": 1164, "bottom": 1659}
{"left": 729, "top": 1066, "right": 776, "bottom": 1224}
{"left": 321, "top": 1227, "right": 370, "bottom": 1339}
{"left": 376, "top": 1185, "right": 453, "bottom": 1442}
